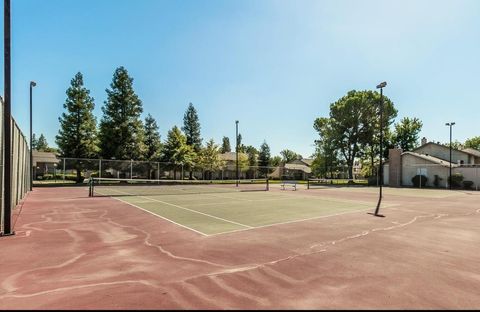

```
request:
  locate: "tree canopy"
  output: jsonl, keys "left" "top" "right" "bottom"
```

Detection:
{"left": 99, "top": 66, "right": 145, "bottom": 160}
{"left": 143, "top": 114, "right": 162, "bottom": 161}
{"left": 392, "top": 117, "right": 423, "bottom": 151}
{"left": 182, "top": 103, "right": 202, "bottom": 152}
{"left": 314, "top": 90, "right": 397, "bottom": 179}
{"left": 464, "top": 136, "right": 480, "bottom": 150}
{"left": 56, "top": 72, "right": 98, "bottom": 159}
{"left": 220, "top": 136, "right": 231, "bottom": 153}
{"left": 280, "top": 149, "right": 301, "bottom": 163}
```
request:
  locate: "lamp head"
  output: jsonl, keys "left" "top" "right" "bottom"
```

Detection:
{"left": 30, "top": 81, "right": 37, "bottom": 87}
{"left": 376, "top": 81, "right": 387, "bottom": 89}
{"left": 235, "top": 120, "right": 239, "bottom": 124}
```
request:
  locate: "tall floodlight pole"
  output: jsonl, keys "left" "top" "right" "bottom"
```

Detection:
{"left": 235, "top": 120, "right": 239, "bottom": 187}
{"left": 445, "top": 122, "right": 455, "bottom": 190}
{"left": 373, "top": 81, "right": 387, "bottom": 217}
{"left": 29, "top": 81, "right": 36, "bottom": 191}
{"left": 2, "top": 0, "right": 14, "bottom": 236}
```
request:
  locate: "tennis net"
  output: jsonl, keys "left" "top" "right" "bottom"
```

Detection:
{"left": 88, "top": 177, "right": 269, "bottom": 197}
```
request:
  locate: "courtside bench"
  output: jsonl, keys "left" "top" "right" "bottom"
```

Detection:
{"left": 281, "top": 180, "right": 297, "bottom": 191}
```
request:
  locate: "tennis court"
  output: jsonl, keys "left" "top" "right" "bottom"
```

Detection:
{"left": 2, "top": 182, "right": 480, "bottom": 309}
{"left": 88, "top": 178, "right": 381, "bottom": 236}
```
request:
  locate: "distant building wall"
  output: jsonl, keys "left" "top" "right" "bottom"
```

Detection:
{"left": 388, "top": 149, "right": 402, "bottom": 187}
{"left": 401, "top": 154, "right": 449, "bottom": 188}
{"left": 415, "top": 144, "right": 470, "bottom": 164}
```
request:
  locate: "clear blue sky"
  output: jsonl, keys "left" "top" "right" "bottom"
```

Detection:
{"left": 1, "top": 0, "right": 479, "bottom": 158}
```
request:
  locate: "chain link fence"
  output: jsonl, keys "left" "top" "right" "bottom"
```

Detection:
{"left": 35, "top": 157, "right": 327, "bottom": 182}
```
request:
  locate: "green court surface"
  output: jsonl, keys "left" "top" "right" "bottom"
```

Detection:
{"left": 104, "top": 191, "right": 375, "bottom": 236}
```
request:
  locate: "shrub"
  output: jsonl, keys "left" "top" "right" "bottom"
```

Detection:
{"left": 448, "top": 173, "right": 463, "bottom": 188}
{"left": 411, "top": 175, "right": 428, "bottom": 187}
{"left": 433, "top": 175, "right": 443, "bottom": 187}
{"left": 463, "top": 180, "right": 474, "bottom": 190}
{"left": 367, "top": 176, "right": 378, "bottom": 186}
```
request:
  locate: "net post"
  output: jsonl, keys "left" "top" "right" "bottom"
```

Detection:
{"left": 130, "top": 159, "right": 133, "bottom": 179}
{"left": 88, "top": 178, "right": 92, "bottom": 197}
{"left": 266, "top": 177, "right": 269, "bottom": 191}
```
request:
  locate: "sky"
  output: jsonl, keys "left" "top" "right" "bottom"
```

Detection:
{"left": 1, "top": 0, "right": 479, "bottom": 158}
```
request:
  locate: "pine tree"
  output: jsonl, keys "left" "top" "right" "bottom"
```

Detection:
{"left": 56, "top": 72, "right": 98, "bottom": 156}
{"left": 37, "top": 134, "right": 49, "bottom": 151}
{"left": 143, "top": 114, "right": 162, "bottom": 161}
{"left": 182, "top": 103, "right": 202, "bottom": 152}
{"left": 182, "top": 103, "right": 202, "bottom": 178}
{"left": 220, "top": 136, "right": 231, "bottom": 153}
{"left": 31, "top": 133, "right": 38, "bottom": 150}
{"left": 258, "top": 140, "right": 271, "bottom": 176}
{"left": 99, "top": 66, "right": 145, "bottom": 160}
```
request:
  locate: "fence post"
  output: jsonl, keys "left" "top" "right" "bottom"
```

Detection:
{"left": 99, "top": 159, "right": 102, "bottom": 179}
{"left": 62, "top": 158, "right": 66, "bottom": 182}
{"left": 130, "top": 159, "right": 133, "bottom": 179}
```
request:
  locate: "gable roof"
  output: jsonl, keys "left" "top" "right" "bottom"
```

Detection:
{"left": 32, "top": 151, "right": 59, "bottom": 165}
{"left": 402, "top": 151, "right": 459, "bottom": 168}
{"left": 287, "top": 158, "right": 314, "bottom": 166}
{"left": 462, "top": 148, "right": 480, "bottom": 158}
{"left": 219, "top": 152, "right": 247, "bottom": 161}
{"left": 412, "top": 141, "right": 469, "bottom": 156}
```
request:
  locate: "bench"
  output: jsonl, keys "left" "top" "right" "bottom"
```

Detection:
{"left": 281, "top": 181, "right": 297, "bottom": 191}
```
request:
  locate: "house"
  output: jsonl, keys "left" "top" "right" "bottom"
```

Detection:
{"left": 283, "top": 158, "right": 313, "bottom": 180}
{"left": 32, "top": 150, "right": 60, "bottom": 179}
{"left": 384, "top": 139, "right": 480, "bottom": 189}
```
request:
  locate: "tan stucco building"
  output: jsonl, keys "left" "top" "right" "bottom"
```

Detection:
{"left": 384, "top": 141, "right": 480, "bottom": 189}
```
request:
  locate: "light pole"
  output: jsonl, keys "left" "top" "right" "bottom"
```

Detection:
{"left": 235, "top": 120, "right": 239, "bottom": 187}
{"left": 372, "top": 81, "right": 387, "bottom": 217}
{"left": 30, "top": 81, "right": 36, "bottom": 191}
{"left": 445, "top": 122, "right": 455, "bottom": 190}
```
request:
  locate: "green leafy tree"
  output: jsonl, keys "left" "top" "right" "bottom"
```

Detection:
{"left": 34, "top": 134, "right": 58, "bottom": 153}
{"left": 392, "top": 117, "right": 423, "bottom": 151}
{"left": 464, "top": 136, "right": 480, "bottom": 150}
{"left": 198, "top": 139, "right": 224, "bottom": 179}
{"left": 258, "top": 141, "right": 271, "bottom": 176}
{"left": 36, "top": 134, "right": 49, "bottom": 151}
{"left": 270, "top": 155, "right": 282, "bottom": 167}
{"left": 161, "top": 126, "right": 196, "bottom": 179}
{"left": 314, "top": 90, "right": 397, "bottom": 179}
{"left": 220, "top": 136, "right": 231, "bottom": 153}
{"left": 56, "top": 72, "right": 99, "bottom": 182}
{"left": 245, "top": 145, "right": 258, "bottom": 178}
{"left": 99, "top": 66, "right": 145, "bottom": 160}
{"left": 280, "top": 149, "right": 301, "bottom": 163}
{"left": 143, "top": 114, "right": 162, "bottom": 161}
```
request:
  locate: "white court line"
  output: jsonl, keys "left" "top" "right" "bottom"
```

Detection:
{"left": 95, "top": 188, "right": 399, "bottom": 237}
{"left": 97, "top": 192, "right": 209, "bottom": 237}
{"left": 209, "top": 207, "right": 376, "bottom": 236}
{"left": 99, "top": 188, "right": 253, "bottom": 230}
{"left": 209, "top": 202, "right": 401, "bottom": 236}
